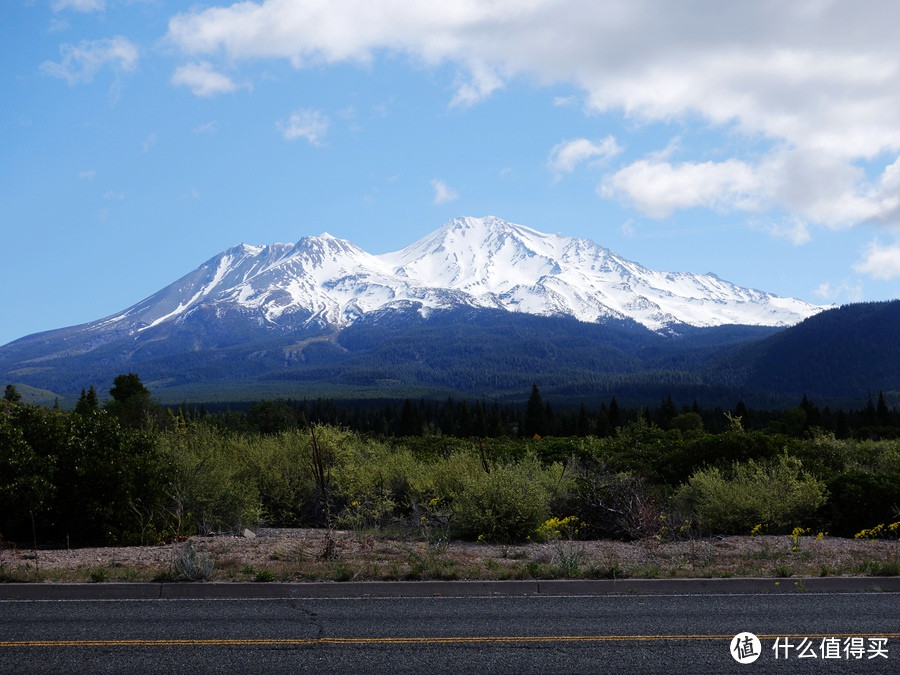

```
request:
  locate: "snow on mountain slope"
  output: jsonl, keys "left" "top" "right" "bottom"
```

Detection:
{"left": 97, "top": 216, "right": 827, "bottom": 336}
{"left": 381, "top": 216, "right": 824, "bottom": 329}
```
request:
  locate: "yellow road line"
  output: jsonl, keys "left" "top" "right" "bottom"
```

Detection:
{"left": 2, "top": 634, "right": 898, "bottom": 648}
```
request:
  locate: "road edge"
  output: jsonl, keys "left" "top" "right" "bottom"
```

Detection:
{"left": 1, "top": 576, "right": 899, "bottom": 600}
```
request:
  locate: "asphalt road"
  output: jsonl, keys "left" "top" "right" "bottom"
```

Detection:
{"left": 1, "top": 584, "right": 897, "bottom": 673}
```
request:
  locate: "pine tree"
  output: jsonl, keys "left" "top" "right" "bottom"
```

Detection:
{"left": 608, "top": 396, "right": 622, "bottom": 432}
{"left": 862, "top": 395, "right": 877, "bottom": 427}
{"left": 457, "top": 400, "right": 472, "bottom": 437}
{"left": 658, "top": 395, "right": 676, "bottom": 429}
{"left": 75, "top": 385, "right": 100, "bottom": 415}
{"left": 472, "top": 400, "right": 488, "bottom": 437}
{"left": 876, "top": 391, "right": 891, "bottom": 427}
{"left": 596, "top": 402, "right": 611, "bottom": 437}
{"left": 523, "top": 384, "right": 545, "bottom": 437}
{"left": 800, "top": 394, "right": 821, "bottom": 430}
{"left": 733, "top": 400, "right": 749, "bottom": 428}
{"left": 398, "top": 398, "right": 420, "bottom": 436}
{"left": 577, "top": 403, "right": 590, "bottom": 437}
{"left": 106, "top": 373, "right": 154, "bottom": 429}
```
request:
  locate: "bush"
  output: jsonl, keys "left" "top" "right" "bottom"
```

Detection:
{"left": 172, "top": 541, "right": 213, "bottom": 581}
{"left": 822, "top": 470, "right": 900, "bottom": 537}
{"left": 241, "top": 429, "right": 317, "bottom": 526}
{"left": 565, "top": 465, "right": 660, "bottom": 540}
{"left": 675, "top": 452, "right": 827, "bottom": 534}
{"left": 55, "top": 411, "right": 167, "bottom": 545}
{"left": 451, "top": 455, "right": 562, "bottom": 543}
{"left": 331, "top": 433, "right": 421, "bottom": 528}
{"left": 157, "top": 424, "right": 261, "bottom": 536}
{"left": 0, "top": 415, "right": 54, "bottom": 540}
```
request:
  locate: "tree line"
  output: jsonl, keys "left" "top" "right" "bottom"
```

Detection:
{"left": 1, "top": 376, "right": 898, "bottom": 548}
{"left": 182, "top": 384, "right": 900, "bottom": 441}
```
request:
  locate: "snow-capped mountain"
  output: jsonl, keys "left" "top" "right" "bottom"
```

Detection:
{"left": 103, "top": 215, "right": 825, "bottom": 335}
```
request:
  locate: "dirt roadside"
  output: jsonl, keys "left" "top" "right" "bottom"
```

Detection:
{"left": 2, "top": 529, "right": 898, "bottom": 583}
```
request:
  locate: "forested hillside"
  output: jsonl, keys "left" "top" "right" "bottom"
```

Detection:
{"left": 710, "top": 300, "right": 900, "bottom": 400}
{"left": 3, "top": 303, "right": 898, "bottom": 409}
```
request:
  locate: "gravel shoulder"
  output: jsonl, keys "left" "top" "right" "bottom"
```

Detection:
{"left": 2, "top": 530, "right": 898, "bottom": 583}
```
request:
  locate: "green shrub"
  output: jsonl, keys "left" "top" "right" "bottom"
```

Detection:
{"left": 157, "top": 424, "right": 261, "bottom": 535}
{"left": 57, "top": 411, "right": 166, "bottom": 545}
{"left": 822, "top": 470, "right": 900, "bottom": 537}
{"left": 407, "top": 450, "right": 483, "bottom": 506}
{"left": 451, "top": 455, "right": 561, "bottom": 543}
{"left": 331, "top": 435, "right": 421, "bottom": 528}
{"left": 675, "top": 452, "right": 827, "bottom": 534}
{"left": 172, "top": 541, "right": 213, "bottom": 581}
{"left": 0, "top": 415, "right": 54, "bottom": 540}
{"left": 241, "top": 429, "right": 317, "bottom": 526}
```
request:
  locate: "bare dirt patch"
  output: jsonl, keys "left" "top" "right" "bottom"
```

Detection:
{"left": 2, "top": 530, "right": 898, "bottom": 583}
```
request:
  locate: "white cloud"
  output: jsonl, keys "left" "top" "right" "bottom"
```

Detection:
{"left": 192, "top": 121, "right": 219, "bottom": 134}
{"left": 52, "top": 0, "right": 105, "bottom": 12}
{"left": 77, "top": 170, "right": 96, "bottom": 181}
{"left": 600, "top": 158, "right": 762, "bottom": 219}
{"left": 619, "top": 219, "right": 636, "bottom": 238}
{"left": 854, "top": 240, "right": 900, "bottom": 280}
{"left": 548, "top": 136, "right": 620, "bottom": 175}
{"left": 813, "top": 280, "right": 864, "bottom": 303}
{"left": 165, "top": 1, "right": 900, "bottom": 231}
{"left": 141, "top": 132, "right": 158, "bottom": 153}
{"left": 49, "top": 18, "right": 69, "bottom": 33}
{"left": 450, "top": 62, "right": 504, "bottom": 107}
{"left": 602, "top": 148, "right": 900, "bottom": 232}
{"left": 41, "top": 36, "right": 138, "bottom": 85}
{"left": 752, "top": 216, "right": 812, "bottom": 246}
{"left": 164, "top": 2, "right": 900, "bottom": 151}
{"left": 171, "top": 62, "right": 237, "bottom": 97}
{"left": 431, "top": 179, "right": 458, "bottom": 205}
{"left": 277, "top": 109, "right": 330, "bottom": 145}
{"left": 552, "top": 95, "right": 578, "bottom": 107}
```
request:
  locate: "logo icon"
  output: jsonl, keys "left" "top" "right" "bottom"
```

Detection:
{"left": 731, "top": 632, "right": 762, "bottom": 664}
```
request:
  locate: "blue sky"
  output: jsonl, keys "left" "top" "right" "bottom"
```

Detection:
{"left": 4, "top": 0, "right": 900, "bottom": 346}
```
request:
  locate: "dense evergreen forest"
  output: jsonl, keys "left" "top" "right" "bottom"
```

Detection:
{"left": 194, "top": 386, "right": 900, "bottom": 441}
{"left": 1, "top": 376, "right": 898, "bottom": 549}
{"left": 5, "top": 301, "right": 900, "bottom": 410}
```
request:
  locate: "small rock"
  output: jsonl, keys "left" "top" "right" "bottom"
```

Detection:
{"left": 242, "top": 528, "right": 256, "bottom": 539}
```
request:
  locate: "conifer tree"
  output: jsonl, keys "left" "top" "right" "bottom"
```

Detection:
{"left": 398, "top": 398, "right": 420, "bottom": 436}
{"left": 596, "top": 402, "right": 611, "bottom": 437}
{"left": 106, "top": 373, "right": 154, "bottom": 429}
{"left": 577, "top": 403, "right": 590, "bottom": 437}
{"left": 608, "top": 396, "right": 622, "bottom": 432}
{"left": 876, "top": 391, "right": 891, "bottom": 427}
{"left": 523, "top": 383, "right": 545, "bottom": 437}
{"left": 75, "top": 385, "right": 100, "bottom": 415}
{"left": 658, "top": 394, "right": 677, "bottom": 429}
{"left": 862, "top": 395, "right": 877, "bottom": 427}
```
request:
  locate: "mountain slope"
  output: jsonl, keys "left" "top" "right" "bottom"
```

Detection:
{"left": 384, "top": 216, "right": 822, "bottom": 329}
{"left": 13, "top": 216, "right": 823, "bottom": 348}
{"left": 0, "top": 215, "right": 836, "bottom": 402}
{"left": 709, "top": 300, "right": 900, "bottom": 400}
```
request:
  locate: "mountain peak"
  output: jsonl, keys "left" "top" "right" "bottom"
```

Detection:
{"left": 438, "top": 215, "right": 550, "bottom": 245}
{"left": 29, "top": 216, "right": 833, "bottom": 341}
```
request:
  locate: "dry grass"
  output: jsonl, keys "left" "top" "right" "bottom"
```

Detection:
{"left": 2, "top": 529, "right": 898, "bottom": 584}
